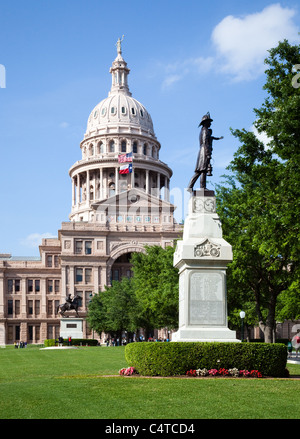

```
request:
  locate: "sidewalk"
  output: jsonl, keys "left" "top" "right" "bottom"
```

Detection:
{"left": 287, "top": 353, "right": 300, "bottom": 364}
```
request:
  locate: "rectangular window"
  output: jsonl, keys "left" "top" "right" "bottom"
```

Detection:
{"left": 28, "top": 300, "right": 33, "bottom": 315}
{"left": 47, "top": 300, "right": 53, "bottom": 315}
{"left": 75, "top": 241, "right": 83, "bottom": 254}
{"left": 15, "top": 279, "right": 20, "bottom": 292}
{"left": 27, "top": 279, "right": 33, "bottom": 293}
{"left": 47, "top": 280, "right": 53, "bottom": 293}
{"left": 54, "top": 255, "right": 59, "bottom": 267}
{"left": 35, "top": 326, "right": 40, "bottom": 341}
{"left": 85, "top": 268, "right": 92, "bottom": 284}
{"left": 15, "top": 325, "right": 20, "bottom": 341}
{"left": 85, "top": 241, "right": 92, "bottom": 255}
{"left": 47, "top": 255, "right": 52, "bottom": 267}
{"left": 55, "top": 300, "right": 60, "bottom": 315}
{"left": 55, "top": 280, "right": 60, "bottom": 293}
{"left": 28, "top": 326, "right": 33, "bottom": 341}
{"left": 35, "top": 300, "right": 40, "bottom": 315}
{"left": 75, "top": 268, "right": 83, "bottom": 283}
{"left": 8, "top": 300, "right": 13, "bottom": 315}
{"left": 7, "top": 279, "right": 13, "bottom": 293}
{"left": 35, "top": 280, "right": 40, "bottom": 293}
{"left": 15, "top": 300, "right": 20, "bottom": 315}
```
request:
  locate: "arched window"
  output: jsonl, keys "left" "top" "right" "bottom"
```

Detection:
{"left": 90, "top": 185, "right": 94, "bottom": 200}
{"left": 97, "top": 142, "right": 104, "bottom": 154}
{"left": 109, "top": 141, "right": 115, "bottom": 153}
{"left": 133, "top": 142, "right": 137, "bottom": 154}
{"left": 121, "top": 140, "right": 126, "bottom": 153}
{"left": 109, "top": 182, "right": 115, "bottom": 197}
{"left": 143, "top": 143, "right": 147, "bottom": 155}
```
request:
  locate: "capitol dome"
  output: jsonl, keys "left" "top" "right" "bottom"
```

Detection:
{"left": 85, "top": 42, "right": 155, "bottom": 139}
{"left": 86, "top": 93, "right": 155, "bottom": 137}
{"left": 69, "top": 38, "right": 173, "bottom": 223}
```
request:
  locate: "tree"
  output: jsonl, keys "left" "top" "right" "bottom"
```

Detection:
{"left": 216, "top": 40, "right": 300, "bottom": 342}
{"left": 87, "top": 277, "right": 138, "bottom": 339}
{"left": 130, "top": 245, "right": 179, "bottom": 335}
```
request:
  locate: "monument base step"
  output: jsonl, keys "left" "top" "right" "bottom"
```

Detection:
{"left": 171, "top": 326, "right": 240, "bottom": 343}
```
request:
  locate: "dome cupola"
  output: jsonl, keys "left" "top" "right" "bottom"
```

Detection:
{"left": 85, "top": 36, "right": 155, "bottom": 138}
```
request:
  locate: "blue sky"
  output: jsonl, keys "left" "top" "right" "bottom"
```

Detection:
{"left": 0, "top": 0, "right": 299, "bottom": 256}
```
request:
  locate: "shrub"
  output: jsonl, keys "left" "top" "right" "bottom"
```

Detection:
{"left": 44, "top": 339, "right": 56, "bottom": 347}
{"left": 44, "top": 339, "right": 98, "bottom": 347}
{"left": 125, "top": 342, "right": 287, "bottom": 377}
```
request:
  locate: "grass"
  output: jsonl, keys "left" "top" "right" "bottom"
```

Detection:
{"left": 0, "top": 345, "right": 299, "bottom": 419}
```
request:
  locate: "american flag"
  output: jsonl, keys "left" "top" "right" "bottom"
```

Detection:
{"left": 118, "top": 152, "right": 133, "bottom": 163}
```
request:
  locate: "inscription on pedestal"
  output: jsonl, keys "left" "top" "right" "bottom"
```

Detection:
{"left": 189, "top": 272, "right": 225, "bottom": 325}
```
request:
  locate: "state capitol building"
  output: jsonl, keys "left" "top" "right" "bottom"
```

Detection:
{"left": 0, "top": 41, "right": 183, "bottom": 345}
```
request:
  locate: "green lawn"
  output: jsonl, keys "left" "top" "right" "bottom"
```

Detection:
{"left": 0, "top": 345, "right": 299, "bottom": 419}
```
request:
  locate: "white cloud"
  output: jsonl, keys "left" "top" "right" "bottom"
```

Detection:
{"left": 162, "top": 74, "right": 183, "bottom": 89}
{"left": 161, "top": 56, "right": 214, "bottom": 89}
{"left": 160, "top": 3, "right": 299, "bottom": 88}
{"left": 59, "top": 121, "right": 69, "bottom": 128}
{"left": 20, "top": 233, "right": 57, "bottom": 248}
{"left": 212, "top": 4, "right": 299, "bottom": 81}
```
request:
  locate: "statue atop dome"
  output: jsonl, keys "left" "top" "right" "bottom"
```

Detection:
{"left": 116, "top": 35, "right": 125, "bottom": 55}
{"left": 188, "top": 112, "right": 223, "bottom": 191}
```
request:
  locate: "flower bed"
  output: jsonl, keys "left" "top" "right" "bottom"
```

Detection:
{"left": 119, "top": 366, "right": 138, "bottom": 376}
{"left": 186, "top": 367, "right": 263, "bottom": 378}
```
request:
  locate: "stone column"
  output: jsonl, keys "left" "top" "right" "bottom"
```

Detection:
{"left": 21, "top": 278, "right": 27, "bottom": 318}
{"left": 61, "top": 266, "right": 66, "bottom": 302}
{"left": 76, "top": 174, "right": 80, "bottom": 205}
{"left": 100, "top": 168, "right": 103, "bottom": 199}
{"left": 69, "top": 266, "right": 75, "bottom": 296}
{"left": 157, "top": 173, "right": 161, "bottom": 198}
{"left": 94, "top": 266, "right": 99, "bottom": 295}
{"left": 72, "top": 177, "right": 75, "bottom": 207}
{"left": 0, "top": 276, "right": 4, "bottom": 319}
{"left": 40, "top": 278, "right": 47, "bottom": 318}
{"left": 86, "top": 169, "right": 90, "bottom": 204}
{"left": 164, "top": 176, "right": 170, "bottom": 202}
{"left": 145, "top": 169, "right": 149, "bottom": 194}
{"left": 131, "top": 166, "right": 134, "bottom": 189}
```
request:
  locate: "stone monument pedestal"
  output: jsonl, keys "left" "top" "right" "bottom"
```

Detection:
{"left": 172, "top": 189, "right": 239, "bottom": 342}
{"left": 60, "top": 318, "right": 83, "bottom": 339}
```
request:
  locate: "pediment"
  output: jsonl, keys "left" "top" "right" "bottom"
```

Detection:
{"left": 91, "top": 188, "right": 175, "bottom": 213}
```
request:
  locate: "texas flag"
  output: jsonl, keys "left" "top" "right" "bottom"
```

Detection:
{"left": 118, "top": 152, "right": 133, "bottom": 163}
{"left": 119, "top": 163, "right": 133, "bottom": 174}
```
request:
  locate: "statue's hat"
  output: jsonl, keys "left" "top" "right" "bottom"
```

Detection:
{"left": 199, "top": 112, "right": 213, "bottom": 126}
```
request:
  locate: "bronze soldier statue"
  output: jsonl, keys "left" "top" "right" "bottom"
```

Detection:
{"left": 188, "top": 112, "right": 223, "bottom": 191}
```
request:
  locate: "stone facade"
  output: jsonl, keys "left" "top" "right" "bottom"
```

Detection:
{"left": 0, "top": 42, "right": 182, "bottom": 345}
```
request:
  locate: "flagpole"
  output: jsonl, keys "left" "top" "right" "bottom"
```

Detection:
{"left": 131, "top": 149, "right": 134, "bottom": 189}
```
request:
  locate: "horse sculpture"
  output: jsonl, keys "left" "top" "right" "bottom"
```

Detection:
{"left": 57, "top": 295, "right": 81, "bottom": 317}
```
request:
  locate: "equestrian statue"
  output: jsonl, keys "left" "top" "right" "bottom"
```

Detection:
{"left": 57, "top": 294, "right": 81, "bottom": 318}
